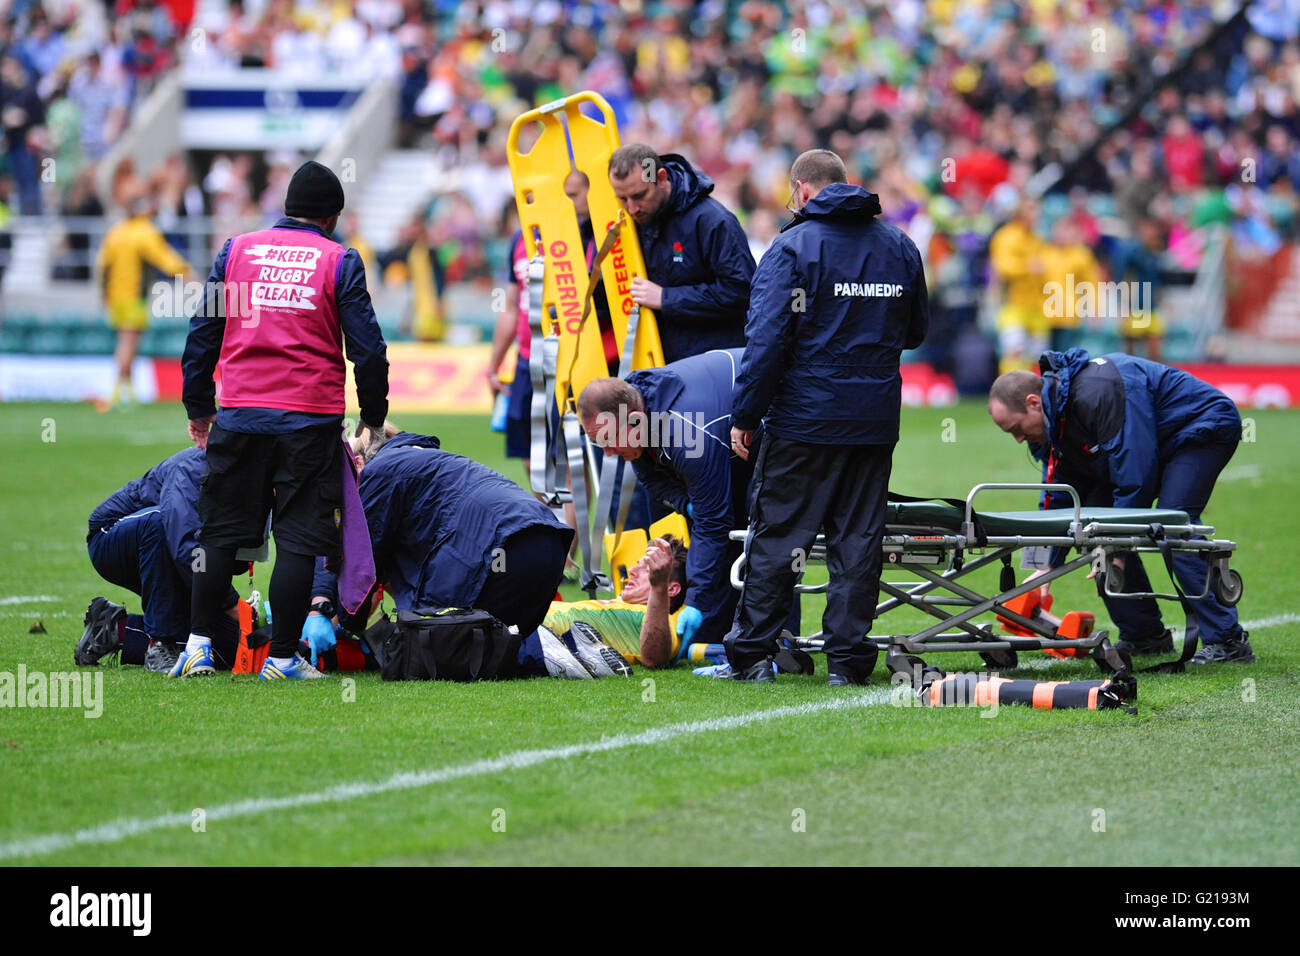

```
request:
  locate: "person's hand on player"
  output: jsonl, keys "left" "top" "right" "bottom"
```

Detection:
{"left": 188, "top": 414, "right": 216, "bottom": 450}
{"left": 675, "top": 605, "right": 703, "bottom": 641}
{"left": 630, "top": 277, "right": 663, "bottom": 310}
{"left": 302, "top": 613, "right": 337, "bottom": 667}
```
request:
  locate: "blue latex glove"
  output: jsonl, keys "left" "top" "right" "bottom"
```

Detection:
{"left": 675, "top": 605, "right": 703, "bottom": 642}
{"left": 686, "top": 502, "right": 694, "bottom": 519}
{"left": 302, "top": 614, "right": 337, "bottom": 667}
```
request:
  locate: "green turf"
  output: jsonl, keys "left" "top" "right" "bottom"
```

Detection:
{"left": 1, "top": 401, "right": 1297, "bottom": 865}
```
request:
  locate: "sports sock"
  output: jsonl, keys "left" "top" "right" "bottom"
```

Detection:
{"left": 267, "top": 656, "right": 295, "bottom": 670}
{"left": 269, "top": 549, "right": 316, "bottom": 659}
{"left": 185, "top": 634, "right": 212, "bottom": 654}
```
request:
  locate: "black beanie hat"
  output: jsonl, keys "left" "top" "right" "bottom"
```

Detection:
{"left": 284, "top": 161, "right": 345, "bottom": 219}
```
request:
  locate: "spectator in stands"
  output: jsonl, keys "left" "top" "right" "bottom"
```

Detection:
{"left": 1, "top": 52, "right": 46, "bottom": 214}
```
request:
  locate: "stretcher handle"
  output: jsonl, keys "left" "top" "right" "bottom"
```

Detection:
{"left": 964, "top": 483, "right": 1082, "bottom": 541}
{"left": 506, "top": 90, "right": 617, "bottom": 155}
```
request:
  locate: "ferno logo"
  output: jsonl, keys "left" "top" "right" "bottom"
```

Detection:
{"left": 547, "top": 239, "right": 584, "bottom": 335}
{"left": 604, "top": 220, "right": 635, "bottom": 316}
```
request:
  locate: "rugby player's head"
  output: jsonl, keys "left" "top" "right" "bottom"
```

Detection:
{"left": 621, "top": 534, "right": 688, "bottom": 611}
{"left": 609, "top": 144, "right": 671, "bottom": 224}
{"left": 988, "top": 370, "right": 1047, "bottom": 445}
{"left": 788, "top": 149, "right": 848, "bottom": 212}
{"left": 577, "top": 377, "right": 648, "bottom": 462}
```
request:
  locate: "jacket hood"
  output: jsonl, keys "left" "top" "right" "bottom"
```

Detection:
{"left": 1038, "top": 348, "right": 1093, "bottom": 443}
{"left": 782, "top": 183, "right": 883, "bottom": 231}
{"left": 662, "top": 153, "right": 715, "bottom": 216}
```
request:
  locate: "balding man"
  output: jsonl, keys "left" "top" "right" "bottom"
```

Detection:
{"left": 987, "top": 350, "right": 1252, "bottom": 664}
{"left": 608, "top": 144, "right": 753, "bottom": 363}
{"left": 725, "top": 149, "right": 928, "bottom": 685}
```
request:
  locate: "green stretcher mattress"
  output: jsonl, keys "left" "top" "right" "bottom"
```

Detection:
{"left": 884, "top": 502, "right": 1192, "bottom": 537}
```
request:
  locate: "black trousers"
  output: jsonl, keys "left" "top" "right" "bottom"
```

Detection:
{"left": 726, "top": 436, "right": 894, "bottom": 680}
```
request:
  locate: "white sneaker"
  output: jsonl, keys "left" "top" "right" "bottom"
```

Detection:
{"left": 567, "top": 621, "right": 631, "bottom": 677}
{"left": 537, "top": 625, "right": 591, "bottom": 679}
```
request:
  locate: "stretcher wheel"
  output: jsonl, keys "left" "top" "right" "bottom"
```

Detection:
{"left": 1213, "top": 568, "right": 1243, "bottom": 606}
{"left": 979, "top": 649, "right": 1018, "bottom": 670}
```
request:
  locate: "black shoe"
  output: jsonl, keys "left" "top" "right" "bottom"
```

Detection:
{"left": 725, "top": 659, "right": 776, "bottom": 682}
{"left": 75, "top": 597, "right": 126, "bottom": 666}
{"left": 1190, "top": 632, "right": 1255, "bottom": 665}
{"left": 144, "top": 639, "right": 180, "bottom": 674}
{"left": 1114, "top": 628, "right": 1174, "bottom": 657}
{"left": 827, "top": 670, "right": 871, "bottom": 687}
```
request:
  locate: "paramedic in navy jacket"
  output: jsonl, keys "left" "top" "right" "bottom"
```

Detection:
{"left": 313, "top": 430, "right": 574, "bottom": 651}
{"left": 988, "top": 350, "right": 1253, "bottom": 664}
{"left": 83, "top": 447, "right": 242, "bottom": 668}
{"left": 726, "top": 150, "right": 929, "bottom": 685}
{"left": 608, "top": 145, "right": 754, "bottom": 363}
{"left": 578, "top": 348, "right": 797, "bottom": 651}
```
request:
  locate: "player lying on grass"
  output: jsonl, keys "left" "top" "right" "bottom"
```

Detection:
{"left": 543, "top": 535, "right": 688, "bottom": 670}
{"left": 77, "top": 446, "right": 244, "bottom": 672}
{"left": 311, "top": 423, "right": 635, "bottom": 678}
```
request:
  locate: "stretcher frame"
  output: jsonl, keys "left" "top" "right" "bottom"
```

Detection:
{"left": 728, "top": 483, "right": 1243, "bottom": 672}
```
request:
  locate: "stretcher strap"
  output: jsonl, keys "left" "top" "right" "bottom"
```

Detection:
{"left": 1139, "top": 527, "right": 1200, "bottom": 674}
{"left": 562, "top": 214, "right": 624, "bottom": 406}
{"left": 585, "top": 214, "right": 644, "bottom": 548}
{"left": 887, "top": 489, "right": 987, "bottom": 546}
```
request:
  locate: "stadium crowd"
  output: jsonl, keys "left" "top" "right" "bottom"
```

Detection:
{"left": 2, "top": 1, "right": 1299, "bottom": 368}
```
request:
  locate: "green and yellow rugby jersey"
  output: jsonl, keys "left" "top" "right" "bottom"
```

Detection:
{"left": 543, "top": 599, "right": 680, "bottom": 665}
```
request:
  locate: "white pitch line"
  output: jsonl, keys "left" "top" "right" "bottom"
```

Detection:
{"left": 0, "top": 595, "right": 60, "bottom": 606}
{"left": 0, "top": 689, "right": 892, "bottom": 860}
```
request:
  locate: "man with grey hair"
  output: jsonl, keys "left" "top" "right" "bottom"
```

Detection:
{"left": 725, "top": 149, "right": 928, "bottom": 685}
{"left": 607, "top": 144, "right": 754, "bottom": 363}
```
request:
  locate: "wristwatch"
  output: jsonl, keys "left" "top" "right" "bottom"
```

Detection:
{"left": 310, "top": 598, "right": 336, "bottom": 618}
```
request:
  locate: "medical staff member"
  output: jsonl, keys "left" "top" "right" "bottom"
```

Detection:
{"left": 79, "top": 447, "right": 241, "bottom": 672}
{"left": 727, "top": 149, "right": 929, "bottom": 685}
{"left": 987, "top": 351, "right": 1252, "bottom": 664}
{"left": 180, "top": 160, "right": 389, "bottom": 680}
{"left": 578, "top": 347, "right": 773, "bottom": 651}
{"left": 608, "top": 144, "right": 754, "bottom": 363}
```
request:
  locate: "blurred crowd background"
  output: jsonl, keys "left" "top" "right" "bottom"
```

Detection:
{"left": 2, "top": 0, "right": 1299, "bottom": 383}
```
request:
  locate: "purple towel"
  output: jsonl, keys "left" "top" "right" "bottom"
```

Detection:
{"left": 336, "top": 440, "right": 375, "bottom": 616}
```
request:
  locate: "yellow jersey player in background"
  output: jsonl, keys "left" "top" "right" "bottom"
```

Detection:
{"left": 545, "top": 536, "right": 687, "bottom": 669}
{"left": 96, "top": 184, "right": 197, "bottom": 408}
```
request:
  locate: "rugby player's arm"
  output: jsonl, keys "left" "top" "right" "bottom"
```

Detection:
{"left": 181, "top": 238, "right": 233, "bottom": 421}
{"left": 638, "top": 581, "right": 674, "bottom": 670}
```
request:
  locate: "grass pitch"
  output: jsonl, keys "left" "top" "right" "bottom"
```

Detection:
{"left": 1, "top": 400, "right": 1297, "bottom": 865}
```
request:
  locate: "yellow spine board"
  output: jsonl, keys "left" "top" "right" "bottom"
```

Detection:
{"left": 564, "top": 93, "right": 664, "bottom": 373}
{"left": 506, "top": 91, "right": 664, "bottom": 417}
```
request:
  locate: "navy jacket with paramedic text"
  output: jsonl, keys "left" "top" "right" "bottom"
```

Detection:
{"left": 626, "top": 348, "right": 747, "bottom": 626}
{"left": 731, "top": 183, "right": 928, "bottom": 444}
{"left": 634, "top": 155, "right": 754, "bottom": 364}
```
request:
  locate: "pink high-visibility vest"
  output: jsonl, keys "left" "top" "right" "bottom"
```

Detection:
{"left": 219, "top": 227, "right": 345, "bottom": 413}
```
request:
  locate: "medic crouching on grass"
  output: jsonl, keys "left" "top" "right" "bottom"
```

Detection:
{"left": 176, "top": 160, "right": 390, "bottom": 680}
